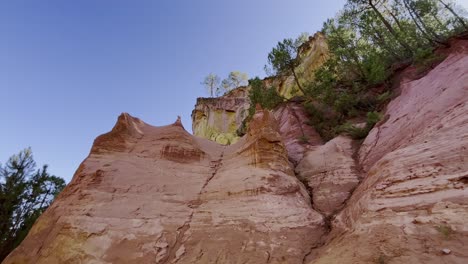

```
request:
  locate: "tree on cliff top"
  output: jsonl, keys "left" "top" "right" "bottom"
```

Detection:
{"left": 265, "top": 33, "right": 309, "bottom": 94}
{"left": 0, "top": 148, "right": 65, "bottom": 261}
{"left": 221, "top": 71, "right": 249, "bottom": 92}
{"left": 202, "top": 71, "right": 249, "bottom": 97}
{"left": 201, "top": 73, "right": 221, "bottom": 97}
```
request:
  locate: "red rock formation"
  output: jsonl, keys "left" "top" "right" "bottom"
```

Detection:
{"left": 296, "top": 136, "right": 360, "bottom": 218}
{"left": 309, "top": 39, "right": 468, "bottom": 264}
{"left": 3, "top": 111, "right": 325, "bottom": 263}
{"left": 3, "top": 37, "right": 468, "bottom": 264}
{"left": 273, "top": 101, "right": 323, "bottom": 164}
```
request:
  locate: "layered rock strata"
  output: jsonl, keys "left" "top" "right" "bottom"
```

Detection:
{"left": 192, "top": 32, "right": 328, "bottom": 146}
{"left": 309, "top": 39, "right": 468, "bottom": 264}
{"left": 4, "top": 110, "right": 325, "bottom": 264}
{"left": 296, "top": 136, "right": 360, "bottom": 218}
{"left": 4, "top": 36, "right": 468, "bottom": 264}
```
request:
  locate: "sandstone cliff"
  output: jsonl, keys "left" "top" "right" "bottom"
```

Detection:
{"left": 4, "top": 40, "right": 468, "bottom": 264}
{"left": 307, "top": 40, "right": 468, "bottom": 264}
{"left": 3, "top": 111, "right": 325, "bottom": 264}
{"left": 192, "top": 32, "right": 328, "bottom": 146}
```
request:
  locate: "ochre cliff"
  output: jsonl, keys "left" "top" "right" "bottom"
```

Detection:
{"left": 191, "top": 87, "right": 249, "bottom": 145}
{"left": 3, "top": 110, "right": 325, "bottom": 263}
{"left": 4, "top": 40, "right": 468, "bottom": 264}
{"left": 192, "top": 32, "right": 328, "bottom": 145}
{"left": 307, "top": 39, "right": 468, "bottom": 263}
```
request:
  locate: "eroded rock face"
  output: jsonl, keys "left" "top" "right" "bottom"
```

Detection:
{"left": 192, "top": 32, "right": 328, "bottom": 146}
{"left": 310, "top": 40, "right": 468, "bottom": 264}
{"left": 276, "top": 32, "right": 328, "bottom": 98}
{"left": 296, "top": 136, "right": 360, "bottom": 218}
{"left": 4, "top": 111, "right": 325, "bottom": 264}
{"left": 4, "top": 36, "right": 467, "bottom": 264}
{"left": 191, "top": 88, "right": 249, "bottom": 145}
{"left": 273, "top": 102, "right": 323, "bottom": 164}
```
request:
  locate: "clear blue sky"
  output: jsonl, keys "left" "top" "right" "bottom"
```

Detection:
{"left": 1, "top": 0, "right": 466, "bottom": 182}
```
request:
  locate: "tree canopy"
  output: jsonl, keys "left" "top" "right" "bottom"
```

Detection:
{"left": 202, "top": 71, "right": 249, "bottom": 97}
{"left": 265, "top": 33, "right": 309, "bottom": 93}
{"left": 221, "top": 71, "right": 249, "bottom": 92}
{"left": 0, "top": 148, "right": 65, "bottom": 261}
{"left": 201, "top": 73, "right": 221, "bottom": 97}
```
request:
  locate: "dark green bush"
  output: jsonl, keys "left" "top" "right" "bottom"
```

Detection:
{"left": 337, "top": 111, "right": 382, "bottom": 140}
{"left": 362, "top": 53, "right": 388, "bottom": 86}
{"left": 248, "top": 77, "right": 283, "bottom": 116}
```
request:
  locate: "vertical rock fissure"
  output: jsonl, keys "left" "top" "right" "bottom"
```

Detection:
{"left": 287, "top": 103, "right": 306, "bottom": 137}
{"left": 165, "top": 146, "right": 226, "bottom": 263}
{"left": 297, "top": 171, "right": 332, "bottom": 264}
{"left": 298, "top": 140, "right": 364, "bottom": 264}
{"left": 361, "top": 125, "right": 383, "bottom": 167}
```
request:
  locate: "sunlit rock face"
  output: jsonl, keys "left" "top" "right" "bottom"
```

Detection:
{"left": 275, "top": 32, "right": 328, "bottom": 99}
{"left": 4, "top": 37, "right": 468, "bottom": 264}
{"left": 191, "top": 32, "right": 328, "bottom": 146}
{"left": 309, "top": 39, "right": 468, "bottom": 264}
{"left": 4, "top": 110, "right": 326, "bottom": 264}
{"left": 191, "top": 87, "right": 249, "bottom": 145}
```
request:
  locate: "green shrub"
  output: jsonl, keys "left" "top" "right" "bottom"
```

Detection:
{"left": 366, "top": 111, "right": 381, "bottom": 126}
{"left": 337, "top": 122, "right": 369, "bottom": 140}
{"left": 413, "top": 47, "right": 446, "bottom": 73}
{"left": 413, "top": 47, "right": 434, "bottom": 65}
{"left": 376, "top": 91, "right": 392, "bottom": 104}
{"left": 362, "top": 53, "right": 388, "bottom": 85}
{"left": 337, "top": 111, "right": 381, "bottom": 140}
{"left": 243, "top": 77, "right": 284, "bottom": 131}
{"left": 248, "top": 77, "right": 283, "bottom": 112}
{"left": 304, "top": 103, "right": 341, "bottom": 141}
{"left": 333, "top": 92, "right": 358, "bottom": 116}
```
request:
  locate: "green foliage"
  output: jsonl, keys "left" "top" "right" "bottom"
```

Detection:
{"left": 265, "top": 33, "right": 310, "bottom": 93}
{"left": 266, "top": 38, "right": 299, "bottom": 76}
{"left": 337, "top": 111, "right": 382, "bottom": 139}
{"left": 201, "top": 73, "right": 221, "bottom": 97}
{"left": 376, "top": 91, "right": 393, "bottom": 104}
{"left": 0, "top": 148, "right": 66, "bottom": 261}
{"left": 248, "top": 77, "right": 283, "bottom": 114}
{"left": 299, "top": 0, "right": 466, "bottom": 142}
{"left": 242, "top": 77, "right": 284, "bottom": 134}
{"left": 304, "top": 103, "right": 342, "bottom": 141}
{"left": 413, "top": 47, "right": 446, "bottom": 72}
{"left": 414, "top": 47, "right": 434, "bottom": 64}
{"left": 221, "top": 71, "right": 249, "bottom": 93}
{"left": 362, "top": 53, "right": 389, "bottom": 85}
{"left": 366, "top": 111, "right": 382, "bottom": 126}
{"left": 202, "top": 71, "right": 249, "bottom": 97}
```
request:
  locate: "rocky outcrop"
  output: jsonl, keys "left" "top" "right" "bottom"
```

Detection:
{"left": 4, "top": 110, "right": 325, "bottom": 264}
{"left": 4, "top": 36, "right": 468, "bottom": 264}
{"left": 309, "top": 39, "right": 468, "bottom": 264}
{"left": 192, "top": 32, "right": 328, "bottom": 146}
{"left": 296, "top": 136, "right": 360, "bottom": 218}
{"left": 275, "top": 32, "right": 328, "bottom": 98}
{"left": 191, "top": 87, "right": 249, "bottom": 145}
{"left": 273, "top": 101, "right": 323, "bottom": 164}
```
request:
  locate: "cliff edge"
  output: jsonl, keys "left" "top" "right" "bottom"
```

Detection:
{"left": 3, "top": 39, "right": 468, "bottom": 264}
